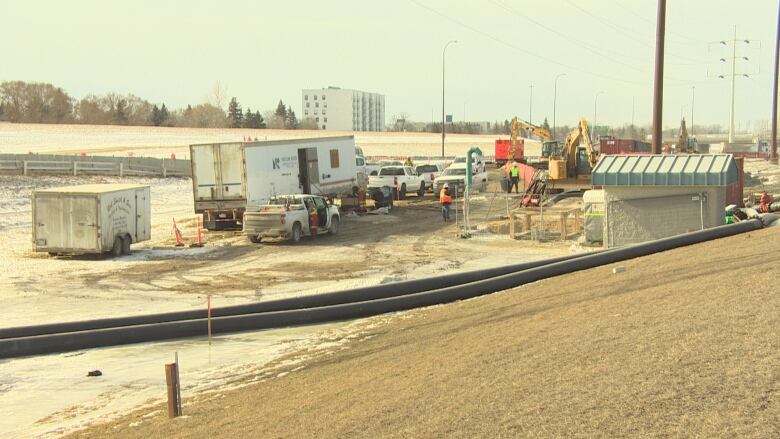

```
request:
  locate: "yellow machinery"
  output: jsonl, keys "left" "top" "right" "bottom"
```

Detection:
{"left": 548, "top": 118, "right": 599, "bottom": 180}
{"left": 676, "top": 118, "right": 697, "bottom": 153}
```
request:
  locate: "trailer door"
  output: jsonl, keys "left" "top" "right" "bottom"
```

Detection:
{"left": 192, "top": 145, "right": 218, "bottom": 201}
{"left": 306, "top": 147, "right": 320, "bottom": 194}
{"left": 134, "top": 188, "right": 150, "bottom": 241}
{"left": 35, "top": 195, "right": 98, "bottom": 251}
{"left": 217, "top": 143, "right": 244, "bottom": 200}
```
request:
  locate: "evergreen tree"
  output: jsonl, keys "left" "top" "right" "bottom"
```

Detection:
{"left": 285, "top": 105, "right": 298, "bottom": 129}
{"left": 151, "top": 105, "right": 161, "bottom": 126}
{"left": 228, "top": 97, "right": 243, "bottom": 128}
{"left": 275, "top": 100, "right": 287, "bottom": 119}
{"left": 115, "top": 99, "right": 128, "bottom": 124}
{"left": 243, "top": 108, "right": 254, "bottom": 128}
{"left": 256, "top": 110, "right": 266, "bottom": 128}
{"left": 542, "top": 117, "right": 551, "bottom": 132}
{"left": 159, "top": 103, "right": 169, "bottom": 126}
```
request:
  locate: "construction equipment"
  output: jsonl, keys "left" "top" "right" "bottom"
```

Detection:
{"left": 548, "top": 118, "right": 599, "bottom": 180}
{"left": 677, "top": 118, "right": 698, "bottom": 153}
{"left": 508, "top": 117, "right": 562, "bottom": 163}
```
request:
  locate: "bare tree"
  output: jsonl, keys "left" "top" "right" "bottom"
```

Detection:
{"left": 208, "top": 81, "right": 228, "bottom": 110}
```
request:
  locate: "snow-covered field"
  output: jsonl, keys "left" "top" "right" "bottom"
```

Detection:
{"left": 0, "top": 122, "right": 504, "bottom": 159}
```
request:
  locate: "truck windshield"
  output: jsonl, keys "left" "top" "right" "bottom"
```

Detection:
{"left": 268, "top": 196, "right": 303, "bottom": 205}
{"left": 379, "top": 167, "right": 405, "bottom": 176}
{"left": 416, "top": 165, "right": 438, "bottom": 173}
{"left": 442, "top": 168, "right": 467, "bottom": 176}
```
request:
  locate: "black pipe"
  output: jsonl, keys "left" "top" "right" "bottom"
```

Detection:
{"left": 0, "top": 254, "right": 590, "bottom": 340}
{"left": 0, "top": 220, "right": 762, "bottom": 359}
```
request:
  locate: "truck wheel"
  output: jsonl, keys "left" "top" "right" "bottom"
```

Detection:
{"left": 122, "top": 234, "right": 132, "bottom": 255}
{"left": 249, "top": 235, "right": 262, "bottom": 244}
{"left": 291, "top": 222, "right": 302, "bottom": 243}
{"left": 417, "top": 182, "right": 426, "bottom": 197}
{"left": 399, "top": 184, "right": 407, "bottom": 200}
{"left": 111, "top": 236, "right": 123, "bottom": 257}
{"left": 329, "top": 216, "right": 340, "bottom": 235}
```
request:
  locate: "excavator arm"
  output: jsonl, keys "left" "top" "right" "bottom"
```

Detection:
{"left": 512, "top": 118, "right": 553, "bottom": 142}
{"left": 555, "top": 117, "right": 599, "bottom": 178}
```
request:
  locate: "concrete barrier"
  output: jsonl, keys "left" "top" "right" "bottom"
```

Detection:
{"left": 0, "top": 153, "right": 191, "bottom": 177}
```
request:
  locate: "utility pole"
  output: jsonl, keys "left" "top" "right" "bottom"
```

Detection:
{"left": 691, "top": 86, "right": 695, "bottom": 136}
{"left": 594, "top": 91, "right": 604, "bottom": 141}
{"left": 651, "top": 0, "right": 667, "bottom": 154}
{"left": 553, "top": 73, "right": 566, "bottom": 139}
{"left": 441, "top": 40, "right": 458, "bottom": 157}
{"left": 772, "top": 0, "right": 779, "bottom": 164}
{"left": 718, "top": 26, "right": 752, "bottom": 144}
{"left": 631, "top": 96, "right": 635, "bottom": 127}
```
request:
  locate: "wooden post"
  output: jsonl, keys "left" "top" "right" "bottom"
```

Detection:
{"left": 73, "top": 161, "right": 78, "bottom": 176}
{"left": 207, "top": 294, "right": 212, "bottom": 345}
{"left": 119, "top": 162, "right": 124, "bottom": 177}
{"left": 560, "top": 213, "right": 567, "bottom": 241}
{"left": 509, "top": 212, "right": 515, "bottom": 238}
{"left": 23, "top": 161, "right": 28, "bottom": 176}
{"left": 162, "top": 158, "right": 167, "bottom": 178}
{"left": 165, "top": 363, "right": 180, "bottom": 418}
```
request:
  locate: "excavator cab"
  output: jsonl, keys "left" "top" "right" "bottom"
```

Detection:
{"left": 542, "top": 141, "right": 563, "bottom": 158}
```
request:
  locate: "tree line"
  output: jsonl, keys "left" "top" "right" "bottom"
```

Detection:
{"left": 0, "top": 80, "right": 318, "bottom": 130}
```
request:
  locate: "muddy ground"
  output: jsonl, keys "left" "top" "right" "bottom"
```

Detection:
{"left": 68, "top": 227, "right": 780, "bottom": 439}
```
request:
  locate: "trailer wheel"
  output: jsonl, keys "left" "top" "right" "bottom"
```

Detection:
{"left": 122, "top": 235, "right": 132, "bottom": 255}
{"left": 111, "top": 236, "right": 123, "bottom": 257}
{"left": 399, "top": 184, "right": 407, "bottom": 200}
{"left": 417, "top": 182, "right": 426, "bottom": 197}
{"left": 329, "top": 216, "right": 340, "bottom": 235}
{"left": 249, "top": 235, "right": 262, "bottom": 244}
{"left": 291, "top": 222, "right": 302, "bottom": 243}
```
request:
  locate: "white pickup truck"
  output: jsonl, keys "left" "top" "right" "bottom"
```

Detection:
{"left": 243, "top": 194, "right": 340, "bottom": 243}
{"left": 367, "top": 166, "right": 426, "bottom": 199}
{"left": 415, "top": 163, "right": 445, "bottom": 192}
{"left": 433, "top": 163, "right": 489, "bottom": 195}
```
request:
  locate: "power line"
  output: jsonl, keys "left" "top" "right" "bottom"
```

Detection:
{"left": 613, "top": 0, "right": 708, "bottom": 45}
{"left": 409, "top": 0, "right": 650, "bottom": 85}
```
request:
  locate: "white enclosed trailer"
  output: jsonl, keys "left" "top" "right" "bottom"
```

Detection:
{"left": 32, "top": 184, "right": 151, "bottom": 256}
{"left": 190, "top": 136, "right": 358, "bottom": 230}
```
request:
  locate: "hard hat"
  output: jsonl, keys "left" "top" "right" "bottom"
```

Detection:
{"left": 443, "top": 183, "right": 449, "bottom": 189}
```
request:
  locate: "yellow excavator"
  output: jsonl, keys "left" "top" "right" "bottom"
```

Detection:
{"left": 509, "top": 117, "right": 562, "bottom": 160}
{"left": 677, "top": 117, "right": 698, "bottom": 153}
{"left": 548, "top": 117, "right": 599, "bottom": 180}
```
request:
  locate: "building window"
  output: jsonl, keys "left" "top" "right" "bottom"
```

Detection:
{"left": 322, "top": 125, "right": 326, "bottom": 130}
{"left": 304, "top": 110, "right": 308, "bottom": 115}
{"left": 315, "top": 102, "right": 319, "bottom": 108}
{"left": 314, "top": 109, "right": 318, "bottom": 115}
{"left": 316, "top": 117, "right": 319, "bottom": 122}
{"left": 306, "top": 102, "right": 310, "bottom": 108}
{"left": 323, "top": 110, "right": 326, "bottom": 115}
{"left": 330, "top": 149, "right": 340, "bottom": 168}
{"left": 323, "top": 103, "right": 327, "bottom": 108}
{"left": 314, "top": 95, "right": 317, "bottom": 101}
{"left": 324, "top": 117, "right": 328, "bottom": 122}
{"left": 322, "top": 95, "right": 326, "bottom": 100}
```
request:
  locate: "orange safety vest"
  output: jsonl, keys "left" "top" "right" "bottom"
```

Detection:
{"left": 440, "top": 190, "right": 453, "bottom": 204}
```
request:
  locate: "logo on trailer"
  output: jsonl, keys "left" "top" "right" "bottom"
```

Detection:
{"left": 272, "top": 158, "right": 280, "bottom": 170}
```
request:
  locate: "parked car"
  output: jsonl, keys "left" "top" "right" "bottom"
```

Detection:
{"left": 433, "top": 163, "right": 488, "bottom": 195}
{"left": 367, "top": 166, "right": 426, "bottom": 199}
{"left": 415, "top": 163, "right": 445, "bottom": 191}
{"left": 243, "top": 194, "right": 340, "bottom": 243}
{"left": 377, "top": 160, "right": 404, "bottom": 167}
{"left": 450, "top": 155, "right": 485, "bottom": 174}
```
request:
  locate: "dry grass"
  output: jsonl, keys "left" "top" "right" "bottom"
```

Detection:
{"left": 70, "top": 228, "right": 780, "bottom": 438}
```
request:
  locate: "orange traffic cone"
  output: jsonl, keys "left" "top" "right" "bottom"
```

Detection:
{"left": 190, "top": 215, "right": 205, "bottom": 247}
{"left": 172, "top": 218, "right": 185, "bottom": 247}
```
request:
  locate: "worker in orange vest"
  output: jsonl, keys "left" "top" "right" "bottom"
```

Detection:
{"left": 759, "top": 191, "right": 772, "bottom": 213}
{"left": 440, "top": 183, "right": 453, "bottom": 222}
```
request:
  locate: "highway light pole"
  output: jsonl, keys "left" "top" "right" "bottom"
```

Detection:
{"left": 441, "top": 40, "right": 458, "bottom": 158}
{"left": 691, "top": 86, "right": 695, "bottom": 136}
{"left": 553, "top": 73, "right": 566, "bottom": 139}
{"left": 593, "top": 91, "right": 604, "bottom": 140}
{"left": 528, "top": 85, "right": 534, "bottom": 124}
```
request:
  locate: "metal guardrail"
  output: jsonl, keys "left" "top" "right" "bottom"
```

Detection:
{"left": 0, "top": 157, "right": 190, "bottom": 177}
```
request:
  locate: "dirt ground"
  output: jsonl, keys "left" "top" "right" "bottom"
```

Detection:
{"left": 68, "top": 226, "right": 780, "bottom": 439}
{"left": 0, "top": 170, "right": 575, "bottom": 437}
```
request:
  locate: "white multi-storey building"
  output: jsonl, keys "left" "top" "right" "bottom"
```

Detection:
{"left": 301, "top": 87, "right": 385, "bottom": 132}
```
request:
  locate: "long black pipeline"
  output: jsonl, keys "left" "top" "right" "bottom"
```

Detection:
{"left": 0, "top": 254, "right": 591, "bottom": 340}
{"left": 0, "top": 219, "right": 763, "bottom": 359}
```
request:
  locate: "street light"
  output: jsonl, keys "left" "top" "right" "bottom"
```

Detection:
{"left": 593, "top": 91, "right": 605, "bottom": 140}
{"left": 553, "top": 73, "right": 566, "bottom": 139}
{"left": 441, "top": 40, "right": 458, "bottom": 158}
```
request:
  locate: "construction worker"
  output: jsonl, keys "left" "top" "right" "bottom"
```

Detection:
{"left": 440, "top": 183, "right": 453, "bottom": 222}
{"left": 404, "top": 156, "right": 414, "bottom": 167}
{"left": 509, "top": 162, "right": 520, "bottom": 194}
{"left": 759, "top": 191, "right": 772, "bottom": 213}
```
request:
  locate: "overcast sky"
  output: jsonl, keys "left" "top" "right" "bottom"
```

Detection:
{"left": 1, "top": 0, "right": 776, "bottom": 129}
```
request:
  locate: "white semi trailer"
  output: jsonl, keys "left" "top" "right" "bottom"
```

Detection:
{"left": 190, "top": 136, "right": 359, "bottom": 230}
{"left": 32, "top": 184, "right": 151, "bottom": 256}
